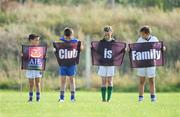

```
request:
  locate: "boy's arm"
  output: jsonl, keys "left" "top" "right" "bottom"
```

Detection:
{"left": 80, "top": 41, "right": 84, "bottom": 51}
{"left": 125, "top": 43, "right": 129, "bottom": 52}
{"left": 20, "top": 52, "right": 23, "bottom": 56}
{"left": 53, "top": 48, "right": 56, "bottom": 52}
{"left": 163, "top": 46, "right": 166, "bottom": 51}
{"left": 156, "top": 37, "right": 166, "bottom": 51}
{"left": 52, "top": 40, "right": 61, "bottom": 52}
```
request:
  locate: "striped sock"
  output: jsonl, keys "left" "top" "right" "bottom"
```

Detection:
{"left": 139, "top": 96, "right": 144, "bottom": 102}
{"left": 36, "top": 92, "right": 40, "bottom": 101}
{"left": 151, "top": 95, "right": 156, "bottom": 101}
{"left": 29, "top": 92, "right": 33, "bottom": 100}
{"left": 60, "top": 91, "right": 65, "bottom": 100}
{"left": 71, "top": 91, "right": 75, "bottom": 100}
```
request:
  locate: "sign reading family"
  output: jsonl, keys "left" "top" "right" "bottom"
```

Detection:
{"left": 21, "top": 45, "right": 47, "bottom": 70}
{"left": 53, "top": 42, "right": 81, "bottom": 66}
{"left": 129, "top": 42, "right": 164, "bottom": 68}
{"left": 91, "top": 41, "right": 126, "bottom": 66}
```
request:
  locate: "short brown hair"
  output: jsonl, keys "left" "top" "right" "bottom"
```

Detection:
{"left": 140, "top": 26, "right": 151, "bottom": 34}
{"left": 28, "top": 34, "right": 39, "bottom": 41}
{"left": 104, "top": 25, "right": 113, "bottom": 32}
{"left": 64, "top": 27, "right": 73, "bottom": 37}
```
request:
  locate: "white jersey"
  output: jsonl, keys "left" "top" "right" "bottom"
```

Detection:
{"left": 136, "top": 35, "right": 159, "bottom": 78}
{"left": 137, "top": 35, "right": 159, "bottom": 43}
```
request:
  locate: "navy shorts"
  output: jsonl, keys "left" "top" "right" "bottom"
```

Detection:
{"left": 59, "top": 65, "right": 77, "bottom": 76}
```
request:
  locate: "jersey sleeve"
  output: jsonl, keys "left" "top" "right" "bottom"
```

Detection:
{"left": 136, "top": 37, "right": 143, "bottom": 43}
{"left": 151, "top": 36, "right": 159, "bottom": 42}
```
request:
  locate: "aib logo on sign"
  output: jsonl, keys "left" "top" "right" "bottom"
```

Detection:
{"left": 104, "top": 48, "right": 112, "bottom": 59}
{"left": 29, "top": 47, "right": 43, "bottom": 58}
{"left": 28, "top": 47, "right": 44, "bottom": 67}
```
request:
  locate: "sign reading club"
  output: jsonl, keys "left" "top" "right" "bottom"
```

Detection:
{"left": 58, "top": 49, "right": 78, "bottom": 59}
{"left": 53, "top": 42, "right": 81, "bottom": 66}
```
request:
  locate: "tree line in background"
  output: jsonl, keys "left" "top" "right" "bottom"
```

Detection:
{"left": 1, "top": 0, "right": 180, "bottom": 11}
{"left": 116, "top": 0, "right": 180, "bottom": 10}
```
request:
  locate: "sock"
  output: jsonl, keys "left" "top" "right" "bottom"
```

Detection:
{"left": 70, "top": 82, "right": 75, "bottom": 93}
{"left": 36, "top": 92, "right": 40, "bottom": 101}
{"left": 29, "top": 92, "right": 33, "bottom": 100}
{"left": 151, "top": 95, "right": 156, "bottom": 101}
{"left": 71, "top": 91, "right": 75, "bottom": 100}
{"left": 151, "top": 95, "right": 155, "bottom": 98}
{"left": 101, "top": 87, "right": 106, "bottom": 101}
{"left": 139, "top": 96, "right": 144, "bottom": 101}
{"left": 107, "top": 86, "right": 113, "bottom": 101}
{"left": 70, "top": 78, "right": 75, "bottom": 101}
{"left": 60, "top": 91, "right": 65, "bottom": 100}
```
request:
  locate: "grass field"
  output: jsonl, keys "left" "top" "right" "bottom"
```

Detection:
{"left": 0, "top": 91, "right": 180, "bottom": 117}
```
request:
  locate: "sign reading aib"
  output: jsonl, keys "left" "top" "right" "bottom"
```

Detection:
{"left": 28, "top": 47, "right": 43, "bottom": 66}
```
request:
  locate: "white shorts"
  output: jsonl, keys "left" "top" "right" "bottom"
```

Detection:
{"left": 98, "top": 66, "right": 115, "bottom": 77}
{"left": 137, "top": 67, "right": 156, "bottom": 78}
{"left": 26, "top": 70, "right": 42, "bottom": 79}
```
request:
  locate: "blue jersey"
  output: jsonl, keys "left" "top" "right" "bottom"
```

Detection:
{"left": 59, "top": 37, "right": 79, "bottom": 43}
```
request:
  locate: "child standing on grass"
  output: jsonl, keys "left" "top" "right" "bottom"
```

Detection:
{"left": 136, "top": 26, "right": 165, "bottom": 102}
{"left": 25, "top": 34, "right": 42, "bottom": 102}
{"left": 98, "top": 26, "right": 115, "bottom": 102}
{"left": 57, "top": 27, "right": 81, "bottom": 102}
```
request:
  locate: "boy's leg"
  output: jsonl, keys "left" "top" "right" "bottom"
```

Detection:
{"left": 149, "top": 78, "right": 156, "bottom": 101}
{"left": 60, "top": 76, "right": 66, "bottom": 101}
{"left": 35, "top": 78, "right": 41, "bottom": 101}
{"left": 101, "top": 77, "right": 107, "bottom": 102}
{"left": 69, "top": 76, "right": 76, "bottom": 101}
{"left": 139, "top": 76, "right": 146, "bottom": 101}
{"left": 107, "top": 76, "right": 113, "bottom": 102}
{"left": 147, "top": 67, "right": 156, "bottom": 101}
{"left": 28, "top": 79, "right": 34, "bottom": 101}
{"left": 67, "top": 65, "right": 76, "bottom": 101}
